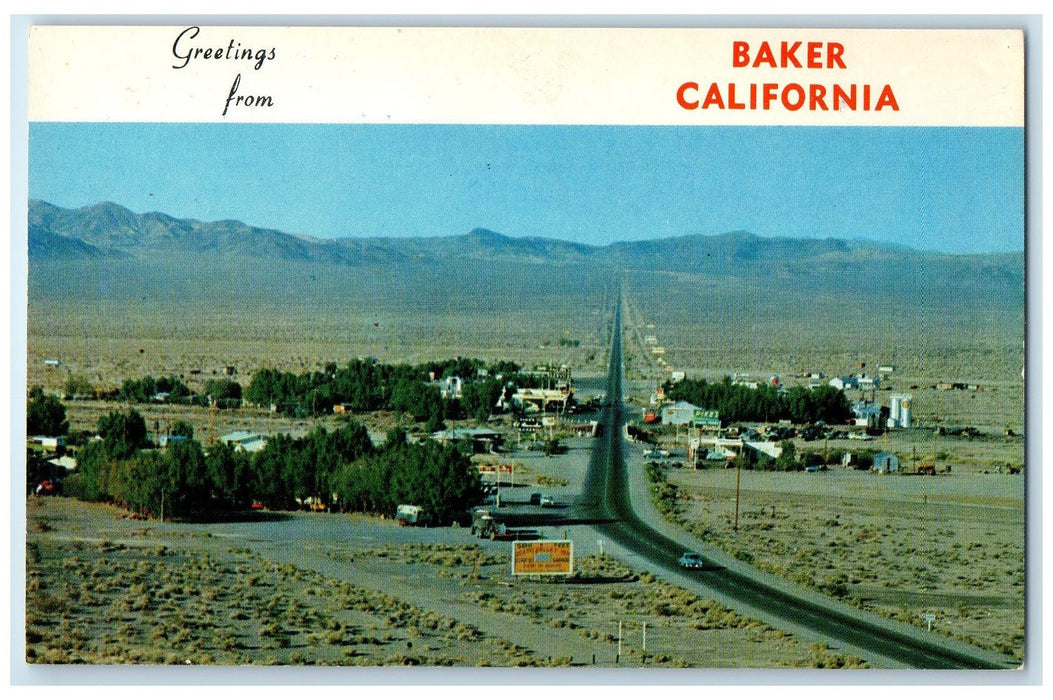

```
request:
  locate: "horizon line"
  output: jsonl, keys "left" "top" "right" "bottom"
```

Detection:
{"left": 28, "top": 197, "right": 1025, "bottom": 257}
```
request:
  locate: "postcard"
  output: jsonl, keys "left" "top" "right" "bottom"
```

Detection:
{"left": 20, "top": 22, "right": 1028, "bottom": 681}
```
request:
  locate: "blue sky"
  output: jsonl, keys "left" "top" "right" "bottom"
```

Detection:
{"left": 28, "top": 123, "right": 1024, "bottom": 253}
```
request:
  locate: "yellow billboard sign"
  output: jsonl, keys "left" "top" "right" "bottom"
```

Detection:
{"left": 511, "top": 540, "right": 573, "bottom": 576}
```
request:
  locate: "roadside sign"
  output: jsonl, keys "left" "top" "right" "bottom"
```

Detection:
{"left": 692, "top": 409, "right": 721, "bottom": 428}
{"left": 512, "top": 540, "right": 573, "bottom": 576}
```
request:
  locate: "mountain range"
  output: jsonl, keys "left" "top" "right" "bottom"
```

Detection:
{"left": 27, "top": 199, "right": 1023, "bottom": 276}
{"left": 25, "top": 199, "right": 1024, "bottom": 383}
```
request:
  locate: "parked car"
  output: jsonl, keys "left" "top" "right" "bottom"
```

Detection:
{"left": 678, "top": 552, "right": 705, "bottom": 569}
{"left": 540, "top": 495, "right": 556, "bottom": 508}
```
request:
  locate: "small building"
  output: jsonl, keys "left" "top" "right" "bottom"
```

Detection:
{"left": 687, "top": 436, "right": 742, "bottom": 465}
{"left": 742, "top": 440, "right": 783, "bottom": 461}
{"left": 30, "top": 436, "right": 66, "bottom": 452}
{"left": 858, "top": 376, "right": 881, "bottom": 392}
{"left": 158, "top": 434, "right": 189, "bottom": 448}
{"left": 661, "top": 401, "right": 699, "bottom": 426}
{"left": 431, "top": 427, "right": 503, "bottom": 454}
{"left": 511, "top": 387, "right": 573, "bottom": 414}
{"left": 872, "top": 452, "right": 900, "bottom": 473}
{"left": 220, "top": 430, "right": 269, "bottom": 453}
{"left": 439, "top": 375, "right": 464, "bottom": 399}
{"left": 851, "top": 400, "right": 882, "bottom": 428}
{"left": 48, "top": 455, "right": 77, "bottom": 472}
{"left": 830, "top": 376, "right": 859, "bottom": 391}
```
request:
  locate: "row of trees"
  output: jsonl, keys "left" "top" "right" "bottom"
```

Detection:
{"left": 117, "top": 375, "right": 243, "bottom": 407}
{"left": 665, "top": 376, "right": 853, "bottom": 425}
{"left": 244, "top": 357, "right": 535, "bottom": 426}
{"left": 726, "top": 442, "right": 878, "bottom": 472}
{"left": 64, "top": 409, "right": 481, "bottom": 523}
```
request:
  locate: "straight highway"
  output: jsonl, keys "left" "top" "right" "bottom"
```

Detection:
{"left": 573, "top": 291, "right": 1016, "bottom": 671}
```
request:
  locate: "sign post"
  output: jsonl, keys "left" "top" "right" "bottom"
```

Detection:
{"left": 692, "top": 409, "right": 721, "bottom": 429}
{"left": 511, "top": 540, "right": 574, "bottom": 576}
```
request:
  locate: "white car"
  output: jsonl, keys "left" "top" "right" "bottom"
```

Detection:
{"left": 540, "top": 495, "right": 556, "bottom": 508}
{"left": 678, "top": 552, "right": 705, "bottom": 569}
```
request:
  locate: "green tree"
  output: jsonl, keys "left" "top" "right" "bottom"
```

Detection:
{"left": 63, "top": 374, "right": 95, "bottom": 399}
{"left": 27, "top": 392, "right": 68, "bottom": 436}
{"left": 205, "top": 440, "right": 253, "bottom": 508}
{"left": 251, "top": 433, "right": 296, "bottom": 509}
{"left": 391, "top": 379, "right": 443, "bottom": 423}
{"left": 65, "top": 440, "right": 108, "bottom": 501}
{"left": 170, "top": 420, "right": 194, "bottom": 439}
{"left": 161, "top": 438, "right": 210, "bottom": 516}
{"left": 97, "top": 409, "right": 149, "bottom": 458}
{"left": 204, "top": 378, "right": 243, "bottom": 404}
{"left": 330, "top": 439, "right": 480, "bottom": 523}
{"left": 775, "top": 440, "right": 799, "bottom": 471}
{"left": 120, "top": 376, "right": 156, "bottom": 403}
{"left": 460, "top": 377, "right": 503, "bottom": 423}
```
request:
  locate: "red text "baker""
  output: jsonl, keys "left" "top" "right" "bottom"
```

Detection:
{"left": 733, "top": 41, "right": 847, "bottom": 69}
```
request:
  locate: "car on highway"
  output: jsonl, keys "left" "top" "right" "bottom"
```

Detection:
{"left": 678, "top": 552, "right": 705, "bottom": 569}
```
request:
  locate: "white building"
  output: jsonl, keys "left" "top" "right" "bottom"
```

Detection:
{"left": 851, "top": 400, "right": 882, "bottom": 427}
{"left": 220, "top": 430, "right": 269, "bottom": 453}
{"left": 661, "top": 401, "right": 699, "bottom": 426}
{"left": 829, "top": 377, "right": 858, "bottom": 391}
{"left": 439, "top": 376, "right": 464, "bottom": 399}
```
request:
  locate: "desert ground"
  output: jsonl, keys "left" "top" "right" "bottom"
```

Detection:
{"left": 26, "top": 491, "right": 859, "bottom": 670}
{"left": 654, "top": 463, "right": 1025, "bottom": 661}
{"left": 23, "top": 275, "right": 1027, "bottom": 669}
{"left": 24, "top": 423, "right": 1025, "bottom": 669}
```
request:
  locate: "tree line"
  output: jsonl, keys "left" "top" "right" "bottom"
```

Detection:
{"left": 41, "top": 356, "right": 548, "bottom": 430}
{"left": 244, "top": 357, "right": 545, "bottom": 426}
{"left": 63, "top": 409, "right": 480, "bottom": 523}
{"left": 664, "top": 376, "right": 853, "bottom": 425}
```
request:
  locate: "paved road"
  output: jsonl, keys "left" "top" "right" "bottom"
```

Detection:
{"left": 570, "top": 291, "right": 1016, "bottom": 671}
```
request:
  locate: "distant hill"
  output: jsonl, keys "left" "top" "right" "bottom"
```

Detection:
{"left": 28, "top": 199, "right": 412, "bottom": 266}
{"left": 27, "top": 199, "right": 1024, "bottom": 308}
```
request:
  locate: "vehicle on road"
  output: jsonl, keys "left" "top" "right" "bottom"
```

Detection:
{"left": 470, "top": 508, "right": 539, "bottom": 540}
{"left": 529, "top": 492, "right": 542, "bottom": 505}
{"left": 470, "top": 508, "right": 495, "bottom": 537}
{"left": 540, "top": 495, "right": 556, "bottom": 507}
{"left": 678, "top": 552, "right": 705, "bottom": 569}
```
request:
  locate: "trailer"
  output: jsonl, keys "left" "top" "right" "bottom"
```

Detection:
{"left": 396, "top": 504, "right": 427, "bottom": 526}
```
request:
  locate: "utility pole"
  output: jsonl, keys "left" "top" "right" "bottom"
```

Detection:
{"left": 733, "top": 457, "right": 742, "bottom": 531}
